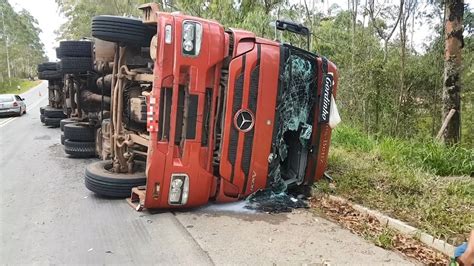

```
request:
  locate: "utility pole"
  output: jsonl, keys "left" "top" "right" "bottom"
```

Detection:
{"left": 1, "top": 8, "right": 12, "bottom": 85}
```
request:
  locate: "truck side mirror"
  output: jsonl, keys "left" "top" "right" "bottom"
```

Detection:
{"left": 272, "top": 20, "right": 311, "bottom": 51}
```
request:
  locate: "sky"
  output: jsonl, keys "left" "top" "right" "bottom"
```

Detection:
{"left": 7, "top": 0, "right": 474, "bottom": 61}
{"left": 8, "top": 0, "right": 66, "bottom": 61}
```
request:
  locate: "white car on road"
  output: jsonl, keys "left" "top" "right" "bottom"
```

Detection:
{"left": 0, "top": 94, "right": 26, "bottom": 116}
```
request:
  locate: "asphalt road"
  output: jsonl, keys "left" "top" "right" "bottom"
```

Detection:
{"left": 0, "top": 82, "right": 413, "bottom": 265}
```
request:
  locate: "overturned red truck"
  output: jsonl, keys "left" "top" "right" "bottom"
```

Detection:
{"left": 85, "top": 3, "right": 339, "bottom": 210}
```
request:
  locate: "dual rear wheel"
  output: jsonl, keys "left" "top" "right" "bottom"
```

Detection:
{"left": 40, "top": 106, "right": 66, "bottom": 127}
{"left": 62, "top": 122, "right": 96, "bottom": 158}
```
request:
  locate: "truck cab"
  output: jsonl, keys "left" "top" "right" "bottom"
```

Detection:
{"left": 129, "top": 5, "right": 338, "bottom": 209}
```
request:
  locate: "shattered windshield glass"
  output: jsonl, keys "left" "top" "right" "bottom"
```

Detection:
{"left": 268, "top": 46, "right": 317, "bottom": 193}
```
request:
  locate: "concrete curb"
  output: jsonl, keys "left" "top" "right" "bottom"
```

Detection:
{"left": 328, "top": 195, "right": 455, "bottom": 257}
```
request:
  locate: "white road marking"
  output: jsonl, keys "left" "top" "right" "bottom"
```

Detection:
{"left": 0, "top": 117, "right": 16, "bottom": 127}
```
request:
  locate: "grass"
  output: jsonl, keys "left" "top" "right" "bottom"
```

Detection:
{"left": 331, "top": 126, "right": 473, "bottom": 176}
{"left": 316, "top": 125, "right": 474, "bottom": 245}
{"left": 0, "top": 79, "right": 42, "bottom": 95}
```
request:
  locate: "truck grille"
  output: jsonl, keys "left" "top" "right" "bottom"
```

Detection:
{"left": 225, "top": 45, "right": 262, "bottom": 192}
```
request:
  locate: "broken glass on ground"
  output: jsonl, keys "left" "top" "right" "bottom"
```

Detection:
{"left": 244, "top": 189, "right": 308, "bottom": 214}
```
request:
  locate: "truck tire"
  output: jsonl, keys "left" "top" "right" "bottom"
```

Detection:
{"left": 59, "top": 41, "right": 93, "bottom": 57}
{"left": 60, "top": 118, "right": 81, "bottom": 131}
{"left": 63, "top": 122, "right": 95, "bottom": 142}
{"left": 37, "top": 62, "right": 58, "bottom": 72}
{"left": 64, "top": 140, "right": 96, "bottom": 158}
{"left": 60, "top": 134, "right": 65, "bottom": 145}
{"left": 59, "top": 57, "right": 93, "bottom": 74}
{"left": 43, "top": 106, "right": 66, "bottom": 118}
{"left": 85, "top": 160, "right": 146, "bottom": 198}
{"left": 44, "top": 117, "right": 61, "bottom": 127}
{"left": 56, "top": 47, "right": 63, "bottom": 59}
{"left": 38, "top": 70, "right": 62, "bottom": 80}
{"left": 92, "top": 16, "right": 154, "bottom": 46}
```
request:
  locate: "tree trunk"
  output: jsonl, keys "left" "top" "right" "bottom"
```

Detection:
{"left": 394, "top": 0, "right": 417, "bottom": 136}
{"left": 442, "top": 0, "right": 464, "bottom": 144}
{"left": 350, "top": 0, "right": 358, "bottom": 116}
{"left": 394, "top": 3, "right": 407, "bottom": 136}
{"left": 1, "top": 9, "right": 12, "bottom": 85}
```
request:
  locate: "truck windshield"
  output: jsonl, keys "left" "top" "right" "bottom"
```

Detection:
{"left": 269, "top": 44, "right": 318, "bottom": 191}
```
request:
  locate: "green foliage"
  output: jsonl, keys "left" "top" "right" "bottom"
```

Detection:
{"left": 375, "top": 228, "right": 396, "bottom": 249}
{"left": 332, "top": 125, "right": 473, "bottom": 176}
{"left": 0, "top": 79, "right": 41, "bottom": 94}
{"left": 55, "top": 0, "right": 148, "bottom": 40}
{"left": 0, "top": 0, "right": 46, "bottom": 80}
{"left": 379, "top": 138, "right": 474, "bottom": 176}
{"left": 331, "top": 125, "right": 375, "bottom": 152}
{"left": 461, "top": 28, "right": 474, "bottom": 148}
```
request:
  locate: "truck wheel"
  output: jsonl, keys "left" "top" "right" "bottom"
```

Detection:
{"left": 59, "top": 57, "right": 93, "bottom": 74}
{"left": 40, "top": 114, "right": 45, "bottom": 123}
{"left": 64, "top": 140, "right": 96, "bottom": 158}
{"left": 60, "top": 118, "right": 81, "bottom": 131}
{"left": 38, "top": 70, "right": 62, "bottom": 80}
{"left": 37, "top": 62, "right": 58, "bottom": 72}
{"left": 63, "top": 122, "right": 95, "bottom": 142}
{"left": 56, "top": 47, "right": 63, "bottom": 59}
{"left": 44, "top": 117, "right": 61, "bottom": 127}
{"left": 60, "top": 134, "right": 65, "bottom": 145}
{"left": 92, "top": 16, "right": 154, "bottom": 46}
{"left": 85, "top": 160, "right": 146, "bottom": 198}
{"left": 59, "top": 41, "right": 93, "bottom": 57}
{"left": 43, "top": 106, "right": 66, "bottom": 118}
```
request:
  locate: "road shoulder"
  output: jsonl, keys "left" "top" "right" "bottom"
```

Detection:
{"left": 174, "top": 206, "right": 414, "bottom": 265}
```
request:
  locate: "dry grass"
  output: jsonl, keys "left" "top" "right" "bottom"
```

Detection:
{"left": 311, "top": 196, "right": 449, "bottom": 264}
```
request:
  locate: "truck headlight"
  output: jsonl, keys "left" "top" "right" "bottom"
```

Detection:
{"left": 182, "top": 21, "right": 202, "bottom": 56}
{"left": 183, "top": 23, "right": 195, "bottom": 40}
{"left": 183, "top": 40, "right": 194, "bottom": 52}
{"left": 168, "top": 174, "right": 189, "bottom": 205}
{"left": 165, "top": 24, "right": 172, "bottom": 44}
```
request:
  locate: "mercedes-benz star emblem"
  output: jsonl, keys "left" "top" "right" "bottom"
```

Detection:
{"left": 234, "top": 109, "right": 255, "bottom": 132}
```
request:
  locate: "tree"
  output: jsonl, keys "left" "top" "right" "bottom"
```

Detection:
{"left": 442, "top": 0, "right": 464, "bottom": 144}
{"left": 55, "top": 0, "right": 148, "bottom": 40}
{"left": 394, "top": 0, "right": 417, "bottom": 135}
{"left": 0, "top": 0, "right": 45, "bottom": 81}
{"left": 1, "top": 6, "right": 11, "bottom": 83}
{"left": 367, "top": 0, "right": 404, "bottom": 132}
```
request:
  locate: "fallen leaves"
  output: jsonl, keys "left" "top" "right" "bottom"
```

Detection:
{"left": 311, "top": 196, "right": 448, "bottom": 265}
